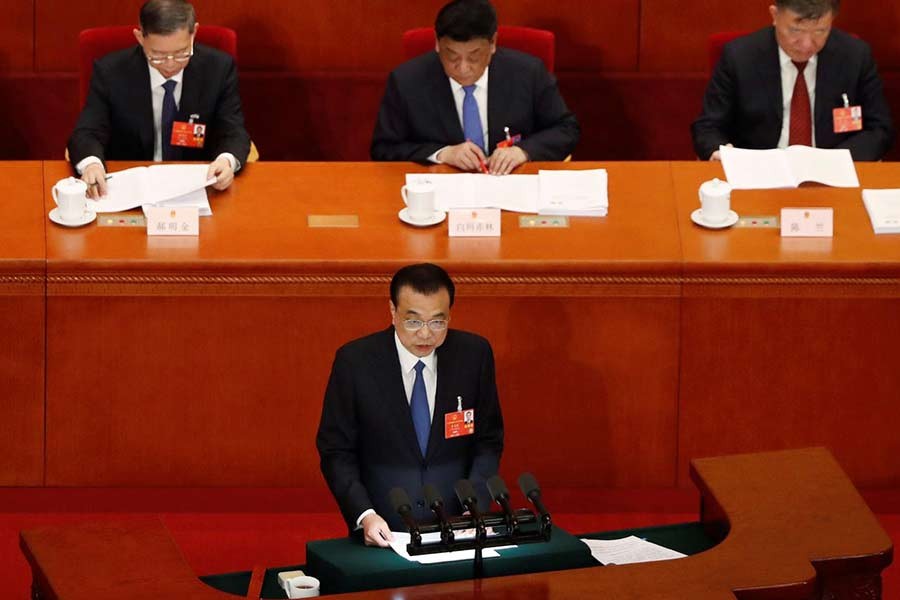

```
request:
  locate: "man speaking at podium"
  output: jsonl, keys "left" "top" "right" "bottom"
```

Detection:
{"left": 317, "top": 264, "right": 504, "bottom": 547}
{"left": 68, "top": 0, "right": 250, "bottom": 198}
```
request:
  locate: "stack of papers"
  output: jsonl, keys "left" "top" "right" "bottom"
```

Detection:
{"left": 404, "top": 169, "right": 608, "bottom": 216}
{"left": 581, "top": 536, "right": 686, "bottom": 565}
{"left": 388, "top": 530, "right": 515, "bottom": 565}
{"left": 538, "top": 169, "right": 608, "bottom": 216}
{"left": 862, "top": 189, "right": 900, "bottom": 234}
{"left": 86, "top": 164, "right": 216, "bottom": 216}
{"left": 720, "top": 145, "right": 859, "bottom": 190}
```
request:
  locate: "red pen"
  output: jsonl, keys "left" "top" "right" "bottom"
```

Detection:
{"left": 467, "top": 138, "right": 489, "bottom": 174}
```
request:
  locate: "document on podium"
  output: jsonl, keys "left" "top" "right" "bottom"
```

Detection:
{"left": 538, "top": 169, "right": 608, "bottom": 216}
{"left": 388, "top": 530, "right": 514, "bottom": 564}
{"left": 581, "top": 536, "right": 686, "bottom": 565}
{"left": 87, "top": 164, "right": 216, "bottom": 215}
{"left": 720, "top": 145, "right": 860, "bottom": 190}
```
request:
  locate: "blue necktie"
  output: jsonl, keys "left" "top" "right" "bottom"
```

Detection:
{"left": 462, "top": 84, "right": 485, "bottom": 152}
{"left": 410, "top": 361, "right": 430, "bottom": 456}
{"left": 161, "top": 79, "right": 178, "bottom": 160}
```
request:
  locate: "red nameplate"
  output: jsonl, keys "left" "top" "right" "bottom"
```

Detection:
{"left": 171, "top": 121, "right": 206, "bottom": 148}
{"left": 445, "top": 409, "right": 475, "bottom": 439}
{"left": 833, "top": 106, "right": 863, "bottom": 133}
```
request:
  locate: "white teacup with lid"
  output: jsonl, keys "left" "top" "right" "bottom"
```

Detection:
{"left": 52, "top": 177, "right": 89, "bottom": 223}
{"left": 697, "top": 178, "right": 732, "bottom": 225}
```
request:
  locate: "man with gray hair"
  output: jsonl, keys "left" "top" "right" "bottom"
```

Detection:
{"left": 692, "top": 0, "right": 893, "bottom": 161}
{"left": 69, "top": 0, "right": 250, "bottom": 197}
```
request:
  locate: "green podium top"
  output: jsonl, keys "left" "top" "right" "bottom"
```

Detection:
{"left": 307, "top": 526, "right": 595, "bottom": 595}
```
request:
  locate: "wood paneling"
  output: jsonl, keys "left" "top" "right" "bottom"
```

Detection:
{"left": 34, "top": 0, "right": 639, "bottom": 73}
{"left": 0, "top": 162, "right": 45, "bottom": 485}
{"left": 0, "top": 2, "right": 35, "bottom": 72}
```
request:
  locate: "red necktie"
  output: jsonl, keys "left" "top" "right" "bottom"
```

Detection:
{"left": 789, "top": 61, "right": 812, "bottom": 146}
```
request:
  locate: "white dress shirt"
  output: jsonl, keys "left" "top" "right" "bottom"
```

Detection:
{"left": 777, "top": 47, "right": 818, "bottom": 149}
{"left": 76, "top": 62, "right": 236, "bottom": 174}
{"left": 430, "top": 68, "right": 490, "bottom": 163}
{"left": 355, "top": 330, "right": 439, "bottom": 528}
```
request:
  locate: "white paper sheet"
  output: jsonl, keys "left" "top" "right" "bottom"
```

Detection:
{"left": 388, "top": 531, "right": 502, "bottom": 564}
{"left": 720, "top": 145, "right": 859, "bottom": 189}
{"left": 538, "top": 169, "right": 608, "bottom": 216}
{"left": 581, "top": 536, "right": 686, "bottom": 565}
{"left": 405, "top": 173, "right": 539, "bottom": 213}
{"left": 862, "top": 189, "right": 900, "bottom": 234}
{"left": 87, "top": 164, "right": 215, "bottom": 213}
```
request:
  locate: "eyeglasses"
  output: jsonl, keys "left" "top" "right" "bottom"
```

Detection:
{"left": 402, "top": 319, "right": 448, "bottom": 332}
{"left": 146, "top": 46, "right": 194, "bottom": 65}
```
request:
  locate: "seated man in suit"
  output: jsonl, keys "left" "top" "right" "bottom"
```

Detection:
{"left": 692, "top": 0, "right": 893, "bottom": 161}
{"left": 371, "top": 0, "right": 579, "bottom": 175}
{"left": 317, "top": 263, "right": 504, "bottom": 546}
{"left": 69, "top": 0, "right": 251, "bottom": 198}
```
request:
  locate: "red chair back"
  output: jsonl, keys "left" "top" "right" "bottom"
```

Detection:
{"left": 707, "top": 31, "right": 748, "bottom": 72}
{"left": 402, "top": 25, "right": 555, "bottom": 73}
{"left": 78, "top": 25, "right": 237, "bottom": 108}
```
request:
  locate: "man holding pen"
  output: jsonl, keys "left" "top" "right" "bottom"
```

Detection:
{"left": 370, "top": 0, "right": 579, "bottom": 175}
{"left": 68, "top": 0, "right": 250, "bottom": 198}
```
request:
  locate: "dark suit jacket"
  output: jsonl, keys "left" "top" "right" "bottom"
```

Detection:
{"left": 316, "top": 328, "right": 504, "bottom": 531}
{"left": 371, "top": 48, "right": 580, "bottom": 162}
{"left": 68, "top": 43, "right": 251, "bottom": 168}
{"left": 692, "top": 27, "right": 894, "bottom": 161}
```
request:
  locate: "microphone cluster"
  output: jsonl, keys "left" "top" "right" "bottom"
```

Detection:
{"left": 388, "top": 472, "right": 552, "bottom": 560}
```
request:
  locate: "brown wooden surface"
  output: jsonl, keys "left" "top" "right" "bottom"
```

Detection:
{"left": 0, "top": 161, "right": 45, "bottom": 485}
{"left": 674, "top": 162, "right": 900, "bottom": 489}
{"left": 42, "top": 161, "right": 681, "bottom": 488}
{"left": 20, "top": 448, "right": 894, "bottom": 599}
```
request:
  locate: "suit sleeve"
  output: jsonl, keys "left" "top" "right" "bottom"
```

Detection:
{"left": 316, "top": 350, "right": 376, "bottom": 530}
{"left": 691, "top": 49, "right": 738, "bottom": 160}
{"left": 370, "top": 71, "right": 446, "bottom": 162}
{"left": 466, "top": 339, "right": 503, "bottom": 500}
{"left": 209, "top": 55, "right": 251, "bottom": 168}
{"left": 68, "top": 59, "right": 113, "bottom": 168}
{"left": 833, "top": 44, "right": 894, "bottom": 161}
{"left": 517, "top": 66, "right": 580, "bottom": 161}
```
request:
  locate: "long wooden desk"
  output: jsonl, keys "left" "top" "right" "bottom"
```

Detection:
{"left": 0, "top": 160, "right": 894, "bottom": 495}
{"left": 19, "top": 448, "right": 894, "bottom": 599}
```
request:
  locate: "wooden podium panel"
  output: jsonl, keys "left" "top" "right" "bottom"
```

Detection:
{"left": 0, "top": 161, "right": 45, "bottom": 485}
{"left": 42, "top": 161, "right": 681, "bottom": 488}
{"left": 20, "top": 448, "right": 894, "bottom": 599}
{"left": 674, "top": 162, "right": 900, "bottom": 488}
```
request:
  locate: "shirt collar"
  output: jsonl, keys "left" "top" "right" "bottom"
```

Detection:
{"left": 778, "top": 46, "right": 818, "bottom": 71}
{"left": 394, "top": 330, "right": 437, "bottom": 374}
{"left": 448, "top": 66, "right": 490, "bottom": 95}
{"left": 147, "top": 62, "right": 186, "bottom": 89}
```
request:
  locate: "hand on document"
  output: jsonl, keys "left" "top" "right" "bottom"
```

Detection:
{"left": 81, "top": 163, "right": 108, "bottom": 199}
{"left": 361, "top": 513, "right": 394, "bottom": 548}
{"left": 438, "top": 141, "right": 488, "bottom": 173}
{"left": 486, "top": 146, "right": 528, "bottom": 175}
{"left": 207, "top": 156, "right": 235, "bottom": 190}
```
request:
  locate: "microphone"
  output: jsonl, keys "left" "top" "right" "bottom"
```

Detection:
{"left": 454, "top": 479, "right": 486, "bottom": 537}
{"left": 389, "top": 487, "right": 421, "bottom": 545}
{"left": 487, "top": 475, "right": 519, "bottom": 533}
{"left": 518, "top": 472, "right": 551, "bottom": 529}
{"left": 423, "top": 483, "right": 454, "bottom": 545}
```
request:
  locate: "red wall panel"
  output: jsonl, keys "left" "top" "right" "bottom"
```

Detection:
{"left": 35, "top": 0, "right": 639, "bottom": 72}
{"left": 0, "top": 2, "right": 35, "bottom": 72}
{"left": 640, "top": 0, "right": 900, "bottom": 73}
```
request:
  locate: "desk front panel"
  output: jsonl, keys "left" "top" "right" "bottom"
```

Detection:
{"left": 674, "top": 162, "right": 900, "bottom": 487}
{"left": 1, "top": 161, "right": 45, "bottom": 485}
{"left": 43, "top": 161, "right": 681, "bottom": 487}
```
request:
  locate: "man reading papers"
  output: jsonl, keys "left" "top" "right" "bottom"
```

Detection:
{"left": 692, "top": 0, "right": 894, "bottom": 162}
{"left": 68, "top": 0, "right": 250, "bottom": 198}
{"left": 371, "top": 0, "right": 580, "bottom": 175}
{"left": 317, "top": 264, "right": 504, "bottom": 546}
